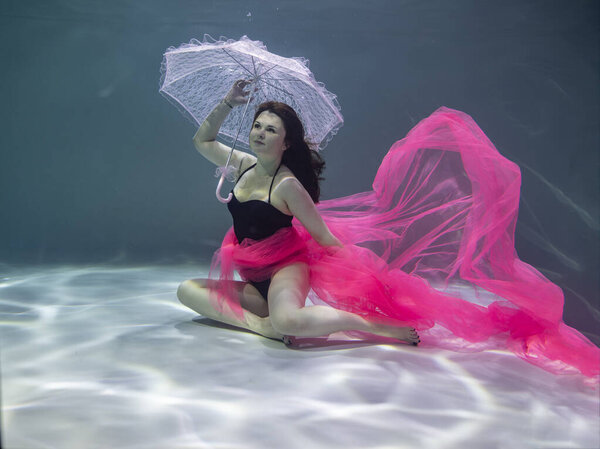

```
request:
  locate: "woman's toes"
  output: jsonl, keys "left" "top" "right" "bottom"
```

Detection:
{"left": 411, "top": 331, "right": 420, "bottom": 345}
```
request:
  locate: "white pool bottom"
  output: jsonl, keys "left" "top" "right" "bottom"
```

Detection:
{"left": 1, "top": 265, "right": 598, "bottom": 449}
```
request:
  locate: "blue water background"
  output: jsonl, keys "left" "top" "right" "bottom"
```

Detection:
{"left": 1, "top": 0, "right": 598, "bottom": 341}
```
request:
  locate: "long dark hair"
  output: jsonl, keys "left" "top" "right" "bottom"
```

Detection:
{"left": 253, "top": 101, "right": 325, "bottom": 203}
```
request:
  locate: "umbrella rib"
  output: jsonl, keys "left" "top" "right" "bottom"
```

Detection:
{"left": 222, "top": 48, "right": 255, "bottom": 78}
{"left": 160, "top": 61, "right": 248, "bottom": 87}
{"left": 257, "top": 78, "right": 294, "bottom": 97}
{"left": 262, "top": 77, "right": 305, "bottom": 82}
{"left": 255, "top": 61, "right": 308, "bottom": 84}
{"left": 251, "top": 56, "right": 260, "bottom": 78}
{"left": 221, "top": 51, "right": 305, "bottom": 93}
{"left": 249, "top": 57, "right": 272, "bottom": 103}
{"left": 256, "top": 63, "right": 279, "bottom": 78}
{"left": 253, "top": 60, "right": 295, "bottom": 97}
{"left": 250, "top": 56, "right": 303, "bottom": 88}
{"left": 257, "top": 81, "right": 268, "bottom": 102}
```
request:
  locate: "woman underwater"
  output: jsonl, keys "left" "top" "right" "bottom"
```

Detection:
{"left": 177, "top": 80, "right": 421, "bottom": 345}
{"left": 176, "top": 80, "right": 598, "bottom": 381}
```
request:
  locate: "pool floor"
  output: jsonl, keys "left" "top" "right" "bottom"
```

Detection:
{"left": 1, "top": 265, "right": 598, "bottom": 449}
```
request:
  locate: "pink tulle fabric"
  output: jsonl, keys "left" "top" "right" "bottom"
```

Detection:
{"left": 209, "top": 107, "right": 599, "bottom": 381}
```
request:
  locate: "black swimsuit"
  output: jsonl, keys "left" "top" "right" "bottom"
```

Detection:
{"left": 227, "top": 162, "right": 293, "bottom": 299}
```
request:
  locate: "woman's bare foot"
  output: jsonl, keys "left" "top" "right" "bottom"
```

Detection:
{"left": 370, "top": 321, "right": 421, "bottom": 345}
{"left": 394, "top": 326, "right": 421, "bottom": 345}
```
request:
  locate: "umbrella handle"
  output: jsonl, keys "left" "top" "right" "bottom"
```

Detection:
{"left": 216, "top": 173, "right": 232, "bottom": 203}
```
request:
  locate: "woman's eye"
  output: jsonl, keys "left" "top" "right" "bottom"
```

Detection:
{"left": 253, "top": 123, "right": 260, "bottom": 128}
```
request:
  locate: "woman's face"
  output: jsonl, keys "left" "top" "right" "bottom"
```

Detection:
{"left": 249, "top": 111, "right": 287, "bottom": 156}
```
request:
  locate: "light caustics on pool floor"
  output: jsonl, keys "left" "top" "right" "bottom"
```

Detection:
{"left": 0, "top": 265, "right": 598, "bottom": 449}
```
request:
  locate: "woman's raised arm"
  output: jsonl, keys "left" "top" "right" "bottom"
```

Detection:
{"left": 192, "top": 80, "right": 255, "bottom": 168}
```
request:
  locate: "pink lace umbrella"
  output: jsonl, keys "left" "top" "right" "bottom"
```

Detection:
{"left": 159, "top": 35, "right": 344, "bottom": 203}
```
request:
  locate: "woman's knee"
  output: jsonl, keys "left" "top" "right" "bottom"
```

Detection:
{"left": 176, "top": 279, "right": 205, "bottom": 305}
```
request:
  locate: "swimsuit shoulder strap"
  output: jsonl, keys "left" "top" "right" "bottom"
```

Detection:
{"left": 234, "top": 162, "right": 257, "bottom": 186}
{"left": 268, "top": 162, "right": 284, "bottom": 204}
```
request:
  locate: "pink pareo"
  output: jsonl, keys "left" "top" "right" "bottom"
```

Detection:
{"left": 209, "top": 107, "right": 599, "bottom": 382}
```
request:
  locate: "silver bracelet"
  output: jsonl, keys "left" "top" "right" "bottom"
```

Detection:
{"left": 223, "top": 98, "right": 234, "bottom": 109}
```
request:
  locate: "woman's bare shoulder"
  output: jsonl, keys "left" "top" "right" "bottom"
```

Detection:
{"left": 236, "top": 153, "right": 258, "bottom": 175}
{"left": 275, "top": 171, "right": 309, "bottom": 202}
{"left": 275, "top": 165, "right": 299, "bottom": 188}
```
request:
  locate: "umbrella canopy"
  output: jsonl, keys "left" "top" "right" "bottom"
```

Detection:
{"left": 159, "top": 35, "right": 343, "bottom": 152}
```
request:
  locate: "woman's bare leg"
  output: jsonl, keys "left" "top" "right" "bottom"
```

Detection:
{"left": 177, "top": 278, "right": 283, "bottom": 340}
{"left": 267, "top": 263, "right": 420, "bottom": 344}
